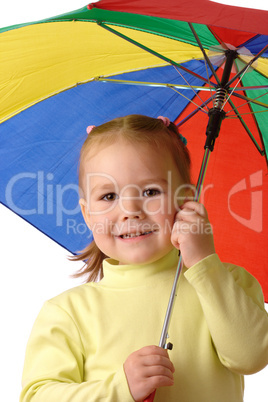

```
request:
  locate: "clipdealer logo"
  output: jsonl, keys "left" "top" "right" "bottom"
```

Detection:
{"left": 4, "top": 170, "right": 264, "bottom": 234}
{"left": 228, "top": 170, "right": 263, "bottom": 233}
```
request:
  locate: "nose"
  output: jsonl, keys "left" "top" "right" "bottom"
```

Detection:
{"left": 119, "top": 196, "right": 145, "bottom": 221}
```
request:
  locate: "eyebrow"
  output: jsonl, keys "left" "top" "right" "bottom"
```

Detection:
{"left": 90, "top": 178, "right": 169, "bottom": 195}
{"left": 91, "top": 183, "right": 116, "bottom": 194}
{"left": 138, "top": 178, "right": 169, "bottom": 186}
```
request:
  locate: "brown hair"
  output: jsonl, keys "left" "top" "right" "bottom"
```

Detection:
{"left": 71, "top": 114, "right": 191, "bottom": 282}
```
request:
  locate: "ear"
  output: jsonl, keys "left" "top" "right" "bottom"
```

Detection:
{"left": 79, "top": 198, "right": 91, "bottom": 229}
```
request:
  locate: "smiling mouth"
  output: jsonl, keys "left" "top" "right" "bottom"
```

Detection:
{"left": 119, "top": 231, "right": 154, "bottom": 239}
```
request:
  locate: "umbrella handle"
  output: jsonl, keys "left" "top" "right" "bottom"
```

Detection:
{"left": 144, "top": 390, "right": 156, "bottom": 402}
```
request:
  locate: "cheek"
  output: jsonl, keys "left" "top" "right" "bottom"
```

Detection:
{"left": 143, "top": 195, "right": 172, "bottom": 215}
{"left": 89, "top": 199, "right": 118, "bottom": 214}
{"left": 93, "top": 233, "right": 114, "bottom": 257}
{"left": 143, "top": 198, "right": 160, "bottom": 215}
{"left": 89, "top": 214, "right": 113, "bottom": 233}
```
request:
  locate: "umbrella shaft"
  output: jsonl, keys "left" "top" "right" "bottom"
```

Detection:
{"left": 221, "top": 49, "right": 238, "bottom": 87}
{"left": 158, "top": 148, "right": 211, "bottom": 349}
{"left": 158, "top": 255, "right": 183, "bottom": 349}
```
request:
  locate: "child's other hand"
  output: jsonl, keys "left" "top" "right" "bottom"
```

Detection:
{"left": 171, "top": 201, "right": 215, "bottom": 268}
{"left": 123, "top": 345, "right": 175, "bottom": 401}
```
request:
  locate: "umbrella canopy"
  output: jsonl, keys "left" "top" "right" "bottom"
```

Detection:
{"left": 0, "top": 0, "right": 267, "bottom": 300}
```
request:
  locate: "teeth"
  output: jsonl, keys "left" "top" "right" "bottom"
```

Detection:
{"left": 122, "top": 234, "right": 135, "bottom": 239}
{"left": 121, "top": 231, "right": 152, "bottom": 239}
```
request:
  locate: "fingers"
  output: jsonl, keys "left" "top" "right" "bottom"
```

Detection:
{"left": 139, "top": 345, "right": 172, "bottom": 360}
{"left": 174, "top": 201, "right": 210, "bottom": 235}
{"left": 176, "top": 201, "right": 208, "bottom": 222}
{"left": 139, "top": 346, "right": 175, "bottom": 375}
{"left": 171, "top": 201, "right": 215, "bottom": 268}
{"left": 124, "top": 345, "right": 175, "bottom": 401}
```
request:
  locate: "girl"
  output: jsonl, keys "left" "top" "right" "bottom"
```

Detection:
{"left": 20, "top": 115, "right": 268, "bottom": 402}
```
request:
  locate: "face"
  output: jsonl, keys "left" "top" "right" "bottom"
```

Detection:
{"left": 80, "top": 138, "right": 186, "bottom": 265}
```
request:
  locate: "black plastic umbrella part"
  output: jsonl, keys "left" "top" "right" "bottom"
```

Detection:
{"left": 205, "top": 50, "right": 238, "bottom": 151}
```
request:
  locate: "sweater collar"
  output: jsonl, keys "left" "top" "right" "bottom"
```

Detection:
{"left": 99, "top": 248, "right": 179, "bottom": 288}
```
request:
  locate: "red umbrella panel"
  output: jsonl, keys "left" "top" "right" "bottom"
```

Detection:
{"left": 175, "top": 66, "right": 268, "bottom": 300}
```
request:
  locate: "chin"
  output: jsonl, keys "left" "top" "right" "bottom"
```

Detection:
{"left": 119, "top": 252, "right": 168, "bottom": 266}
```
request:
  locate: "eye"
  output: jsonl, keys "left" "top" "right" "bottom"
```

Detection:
{"left": 101, "top": 193, "right": 118, "bottom": 201}
{"left": 143, "top": 188, "right": 161, "bottom": 197}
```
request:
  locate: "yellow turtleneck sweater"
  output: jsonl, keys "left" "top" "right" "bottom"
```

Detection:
{"left": 20, "top": 251, "right": 268, "bottom": 401}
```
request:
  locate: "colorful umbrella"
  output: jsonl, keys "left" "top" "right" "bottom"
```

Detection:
{"left": 0, "top": 0, "right": 267, "bottom": 307}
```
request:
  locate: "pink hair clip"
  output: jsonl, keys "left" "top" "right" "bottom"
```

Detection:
{"left": 157, "top": 116, "right": 170, "bottom": 126}
{"left": 157, "top": 116, "right": 187, "bottom": 145}
{"left": 86, "top": 125, "right": 95, "bottom": 135}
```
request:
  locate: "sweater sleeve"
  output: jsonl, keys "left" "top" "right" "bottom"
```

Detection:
{"left": 20, "top": 301, "right": 133, "bottom": 402}
{"left": 184, "top": 254, "right": 268, "bottom": 375}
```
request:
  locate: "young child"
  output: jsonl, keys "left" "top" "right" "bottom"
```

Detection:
{"left": 20, "top": 115, "right": 268, "bottom": 402}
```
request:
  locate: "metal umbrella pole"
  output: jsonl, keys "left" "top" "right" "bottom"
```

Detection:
{"left": 144, "top": 49, "right": 238, "bottom": 402}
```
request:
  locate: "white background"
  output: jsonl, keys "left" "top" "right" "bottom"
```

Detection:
{"left": 0, "top": 1, "right": 267, "bottom": 401}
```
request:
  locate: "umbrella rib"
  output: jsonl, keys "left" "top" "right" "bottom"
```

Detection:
{"left": 226, "top": 44, "right": 268, "bottom": 88}
{"left": 176, "top": 97, "right": 214, "bottom": 127}
{"left": 172, "top": 65, "right": 210, "bottom": 111}
{"left": 227, "top": 110, "right": 268, "bottom": 117}
{"left": 188, "top": 23, "right": 221, "bottom": 87}
{"left": 226, "top": 98, "right": 264, "bottom": 155}
{"left": 169, "top": 87, "right": 208, "bottom": 114}
{"left": 225, "top": 91, "right": 268, "bottom": 114}
{"left": 95, "top": 77, "right": 215, "bottom": 92}
{"left": 204, "top": 61, "right": 216, "bottom": 108}
{"left": 220, "top": 60, "right": 252, "bottom": 111}
{"left": 98, "top": 22, "right": 216, "bottom": 87}
{"left": 230, "top": 91, "right": 268, "bottom": 109}
{"left": 230, "top": 85, "right": 268, "bottom": 91}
